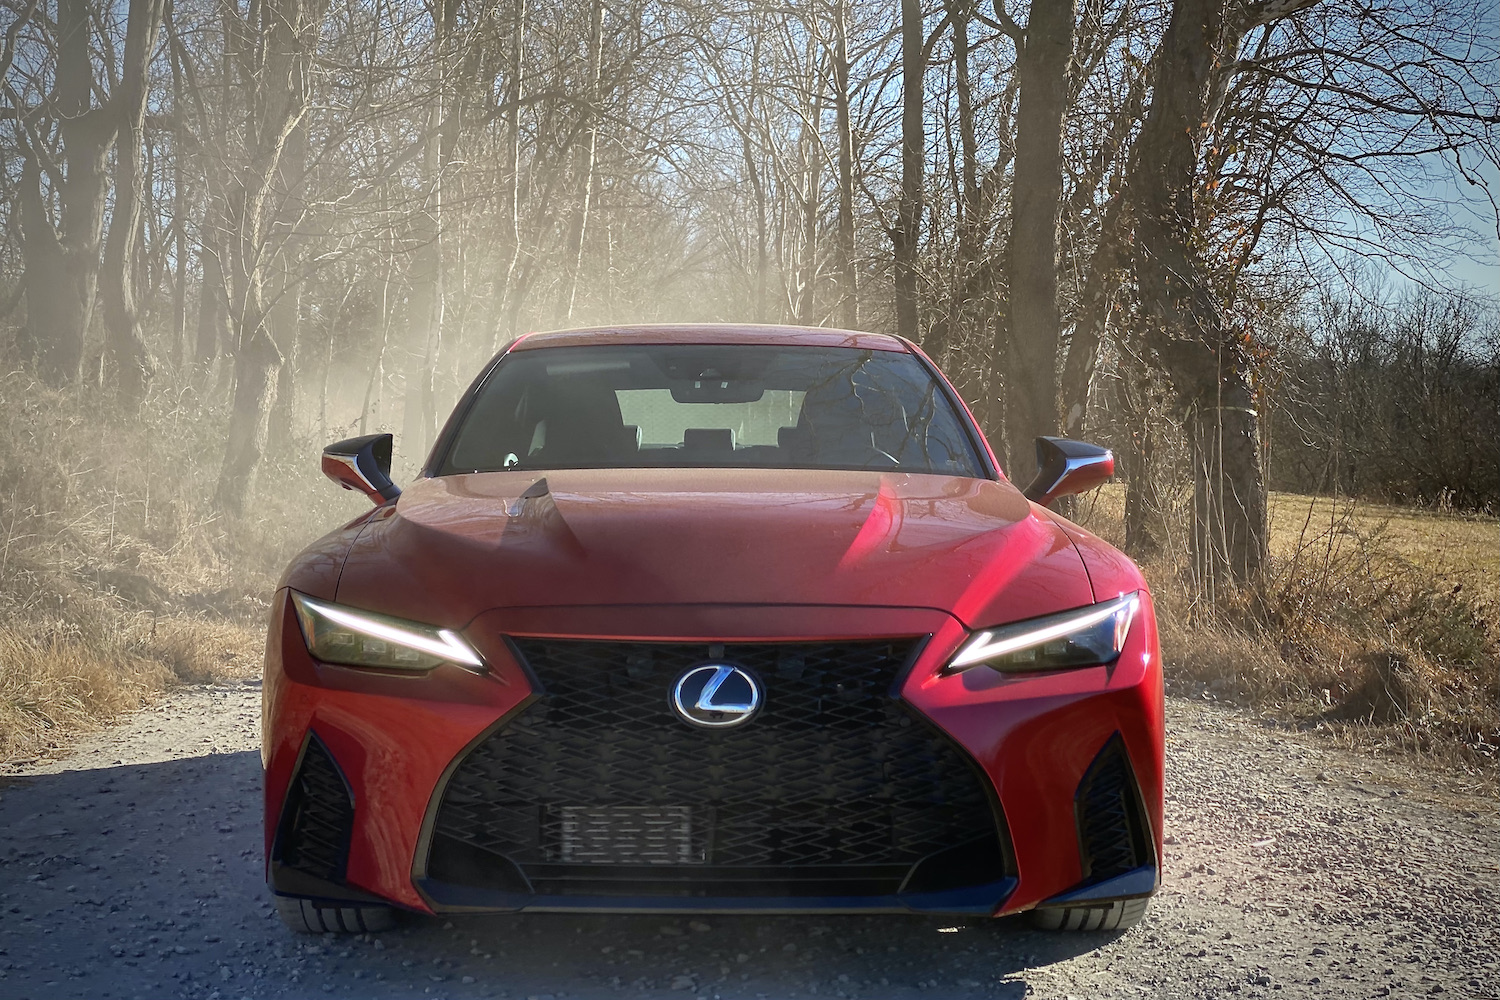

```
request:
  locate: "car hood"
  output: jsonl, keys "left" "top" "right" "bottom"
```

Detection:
{"left": 333, "top": 468, "right": 1095, "bottom": 630}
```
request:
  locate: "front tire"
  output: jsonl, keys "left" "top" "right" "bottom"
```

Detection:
{"left": 1028, "top": 896, "right": 1150, "bottom": 931}
{"left": 275, "top": 896, "right": 397, "bottom": 934}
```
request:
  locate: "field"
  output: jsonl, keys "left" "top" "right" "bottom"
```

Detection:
{"left": 1075, "top": 485, "right": 1498, "bottom": 776}
{"left": 1076, "top": 486, "right": 1498, "bottom": 611}
{"left": 1265, "top": 493, "right": 1498, "bottom": 616}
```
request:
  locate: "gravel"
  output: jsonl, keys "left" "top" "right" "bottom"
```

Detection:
{"left": 1, "top": 679, "right": 1496, "bottom": 999}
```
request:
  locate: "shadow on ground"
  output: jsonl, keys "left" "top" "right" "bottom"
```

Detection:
{"left": 0, "top": 749, "right": 1118, "bottom": 999}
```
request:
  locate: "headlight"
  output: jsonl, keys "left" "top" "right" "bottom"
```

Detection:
{"left": 290, "top": 591, "right": 484, "bottom": 673}
{"left": 946, "top": 593, "right": 1139, "bottom": 674}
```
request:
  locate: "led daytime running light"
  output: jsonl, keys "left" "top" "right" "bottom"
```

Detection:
{"left": 947, "top": 593, "right": 1139, "bottom": 672}
{"left": 292, "top": 592, "right": 483, "bottom": 668}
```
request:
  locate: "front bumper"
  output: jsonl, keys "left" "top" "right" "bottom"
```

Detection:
{"left": 263, "top": 596, "right": 1163, "bottom": 916}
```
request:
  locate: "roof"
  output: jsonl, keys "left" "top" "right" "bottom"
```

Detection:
{"left": 511, "top": 323, "right": 910, "bottom": 353}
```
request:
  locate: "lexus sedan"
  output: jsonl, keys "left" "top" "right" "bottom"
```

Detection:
{"left": 264, "top": 324, "right": 1163, "bottom": 935}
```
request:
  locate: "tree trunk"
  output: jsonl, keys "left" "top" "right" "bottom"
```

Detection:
{"left": 795, "top": 52, "right": 822, "bottom": 327}
{"left": 21, "top": 0, "right": 115, "bottom": 384}
{"left": 1127, "top": 0, "right": 1275, "bottom": 586}
{"left": 196, "top": 224, "right": 231, "bottom": 365}
{"left": 101, "top": 0, "right": 167, "bottom": 408}
{"left": 1059, "top": 195, "right": 1125, "bottom": 437}
{"left": 998, "top": 0, "right": 1075, "bottom": 485}
{"left": 169, "top": 14, "right": 190, "bottom": 370}
{"left": 215, "top": 323, "right": 283, "bottom": 511}
{"left": 556, "top": 0, "right": 604, "bottom": 324}
{"left": 1117, "top": 360, "right": 1164, "bottom": 558}
{"left": 17, "top": 159, "right": 73, "bottom": 379}
{"left": 402, "top": 116, "right": 444, "bottom": 456}
{"left": 268, "top": 84, "right": 313, "bottom": 451}
{"left": 893, "top": 0, "right": 924, "bottom": 342}
{"left": 830, "top": 0, "right": 857, "bottom": 330}
{"left": 493, "top": 0, "right": 526, "bottom": 350}
{"left": 952, "top": 0, "right": 980, "bottom": 268}
{"left": 197, "top": 3, "right": 240, "bottom": 370}
{"left": 924, "top": 0, "right": 980, "bottom": 371}
{"left": 267, "top": 284, "right": 301, "bottom": 449}
{"left": 214, "top": 0, "right": 321, "bottom": 511}
{"left": 401, "top": 0, "right": 458, "bottom": 458}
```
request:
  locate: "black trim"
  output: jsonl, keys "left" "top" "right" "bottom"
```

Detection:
{"left": 323, "top": 434, "right": 401, "bottom": 501}
{"left": 899, "top": 834, "right": 1011, "bottom": 896}
{"left": 1041, "top": 864, "right": 1156, "bottom": 906}
{"left": 899, "top": 701, "right": 1017, "bottom": 884}
{"left": 270, "top": 865, "right": 390, "bottom": 907}
{"left": 1022, "top": 436, "right": 1112, "bottom": 503}
{"left": 1073, "top": 733, "right": 1156, "bottom": 886}
{"left": 903, "top": 339, "right": 1001, "bottom": 481}
{"left": 414, "top": 876, "right": 1017, "bottom": 916}
{"left": 886, "top": 633, "right": 932, "bottom": 697}
{"left": 409, "top": 692, "right": 542, "bottom": 898}
{"left": 500, "top": 634, "right": 545, "bottom": 693}
{"left": 271, "top": 732, "right": 357, "bottom": 887}
{"left": 422, "top": 344, "right": 517, "bottom": 478}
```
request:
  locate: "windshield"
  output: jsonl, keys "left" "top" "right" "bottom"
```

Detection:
{"left": 435, "top": 344, "right": 986, "bottom": 477}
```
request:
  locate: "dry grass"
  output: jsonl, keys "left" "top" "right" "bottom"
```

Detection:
{"left": 0, "top": 617, "right": 259, "bottom": 762}
{"left": 1074, "top": 484, "right": 1500, "bottom": 778}
{"left": 0, "top": 371, "right": 363, "bottom": 765}
{"left": 1266, "top": 493, "right": 1498, "bottom": 620}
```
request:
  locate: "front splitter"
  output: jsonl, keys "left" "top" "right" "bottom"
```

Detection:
{"left": 416, "top": 876, "right": 1018, "bottom": 917}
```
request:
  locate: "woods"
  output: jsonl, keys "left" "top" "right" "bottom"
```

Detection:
{"left": 0, "top": 0, "right": 1496, "bottom": 578}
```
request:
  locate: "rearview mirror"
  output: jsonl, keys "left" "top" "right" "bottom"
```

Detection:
{"left": 1022, "top": 436, "right": 1114, "bottom": 506}
{"left": 322, "top": 434, "right": 401, "bottom": 504}
{"left": 670, "top": 380, "right": 766, "bottom": 404}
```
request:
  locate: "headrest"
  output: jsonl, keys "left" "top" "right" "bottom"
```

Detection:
{"left": 683, "top": 428, "right": 735, "bottom": 452}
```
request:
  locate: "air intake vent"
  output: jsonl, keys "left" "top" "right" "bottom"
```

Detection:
{"left": 276, "top": 734, "right": 355, "bottom": 885}
{"left": 1075, "top": 734, "right": 1150, "bottom": 883}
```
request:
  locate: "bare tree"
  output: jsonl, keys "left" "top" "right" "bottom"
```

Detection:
{"left": 15, "top": 0, "right": 114, "bottom": 384}
{"left": 830, "top": 0, "right": 857, "bottom": 329}
{"left": 994, "top": 0, "right": 1075, "bottom": 481}
{"left": 1125, "top": 0, "right": 1322, "bottom": 587}
{"left": 215, "top": 0, "right": 325, "bottom": 511}
{"left": 99, "top": 0, "right": 167, "bottom": 406}
{"left": 892, "top": 0, "right": 924, "bottom": 342}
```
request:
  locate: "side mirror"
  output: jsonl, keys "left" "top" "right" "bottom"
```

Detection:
{"left": 1022, "top": 436, "right": 1114, "bottom": 506}
{"left": 322, "top": 434, "right": 401, "bottom": 504}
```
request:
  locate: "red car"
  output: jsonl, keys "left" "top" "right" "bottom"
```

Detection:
{"left": 264, "top": 324, "right": 1163, "bottom": 935}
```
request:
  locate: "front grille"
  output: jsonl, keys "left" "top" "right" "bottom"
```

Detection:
{"left": 429, "top": 638, "right": 1000, "bottom": 896}
{"left": 1075, "top": 735, "right": 1149, "bottom": 883}
{"left": 275, "top": 734, "right": 355, "bottom": 884}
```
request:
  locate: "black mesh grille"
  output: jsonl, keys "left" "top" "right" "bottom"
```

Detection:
{"left": 1076, "top": 736, "right": 1148, "bottom": 882}
{"left": 277, "top": 735, "right": 355, "bottom": 884}
{"left": 430, "top": 638, "right": 999, "bottom": 895}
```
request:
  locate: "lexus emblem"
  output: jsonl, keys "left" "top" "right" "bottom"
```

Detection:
{"left": 671, "top": 664, "right": 762, "bottom": 729}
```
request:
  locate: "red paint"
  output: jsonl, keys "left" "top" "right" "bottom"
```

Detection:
{"left": 511, "top": 323, "right": 907, "bottom": 353}
{"left": 320, "top": 453, "right": 384, "bottom": 504}
{"left": 334, "top": 469, "right": 1093, "bottom": 633}
{"left": 1033, "top": 453, "right": 1116, "bottom": 507}
{"left": 263, "top": 325, "right": 1163, "bottom": 918}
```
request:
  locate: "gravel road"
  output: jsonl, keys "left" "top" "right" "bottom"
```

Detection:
{"left": 1, "top": 679, "right": 1496, "bottom": 1000}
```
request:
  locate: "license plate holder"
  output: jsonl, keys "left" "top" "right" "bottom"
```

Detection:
{"left": 555, "top": 805, "right": 699, "bottom": 864}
